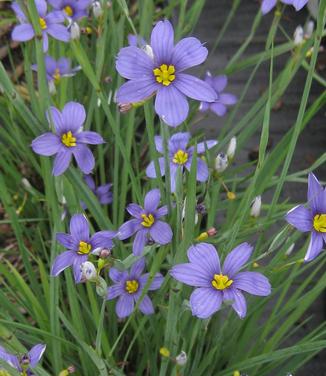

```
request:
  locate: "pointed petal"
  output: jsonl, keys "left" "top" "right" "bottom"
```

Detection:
{"left": 156, "top": 205, "right": 168, "bottom": 218}
{"left": 146, "top": 157, "right": 165, "bottom": 178}
{"left": 190, "top": 287, "right": 222, "bottom": 319}
{"left": 46, "top": 106, "right": 64, "bottom": 132}
{"left": 46, "top": 24, "right": 70, "bottom": 42}
{"left": 109, "top": 268, "right": 128, "bottom": 283}
{"left": 138, "top": 295, "right": 154, "bottom": 315}
{"left": 73, "top": 145, "right": 95, "bottom": 174}
{"left": 116, "top": 46, "right": 154, "bottom": 79}
{"left": 31, "top": 133, "right": 61, "bottom": 156}
{"left": 118, "top": 219, "right": 142, "bottom": 240}
{"left": 116, "top": 294, "right": 134, "bottom": 318}
{"left": 132, "top": 229, "right": 148, "bottom": 256}
{"left": 139, "top": 273, "right": 164, "bottom": 290}
{"left": 12, "top": 23, "right": 35, "bottom": 42}
{"left": 170, "top": 263, "right": 211, "bottom": 287}
{"left": 62, "top": 102, "right": 86, "bottom": 131}
{"left": 174, "top": 74, "right": 217, "bottom": 102}
{"left": 196, "top": 140, "right": 218, "bottom": 154}
{"left": 52, "top": 150, "right": 72, "bottom": 176}
{"left": 73, "top": 255, "right": 87, "bottom": 283}
{"left": 285, "top": 205, "right": 312, "bottom": 232}
{"left": 261, "top": 0, "right": 277, "bottom": 14}
{"left": 144, "top": 188, "right": 161, "bottom": 212}
{"left": 70, "top": 213, "right": 89, "bottom": 240}
{"left": 233, "top": 272, "right": 271, "bottom": 296}
{"left": 150, "top": 221, "right": 172, "bottom": 245}
{"left": 116, "top": 78, "right": 158, "bottom": 104}
{"left": 219, "top": 93, "right": 237, "bottom": 105}
{"left": 223, "top": 288, "right": 247, "bottom": 319}
{"left": 187, "top": 243, "right": 221, "bottom": 275}
{"left": 150, "top": 20, "right": 174, "bottom": 65}
{"left": 127, "top": 204, "right": 143, "bottom": 219}
{"left": 210, "top": 102, "right": 227, "bottom": 116}
{"left": 91, "top": 231, "right": 116, "bottom": 250}
{"left": 154, "top": 135, "right": 164, "bottom": 153}
{"left": 77, "top": 131, "right": 104, "bottom": 145}
{"left": 107, "top": 284, "right": 124, "bottom": 299}
{"left": 56, "top": 233, "right": 74, "bottom": 249}
{"left": 51, "top": 251, "right": 75, "bottom": 276}
{"left": 213, "top": 75, "right": 227, "bottom": 92}
{"left": 169, "top": 132, "right": 190, "bottom": 153}
{"left": 28, "top": 344, "right": 46, "bottom": 368}
{"left": 130, "top": 257, "right": 146, "bottom": 278}
{"left": 308, "top": 172, "right": 323, "bottom": 212}
{"left": 172, "top": 37, "right": 208, "bottom": 71}
{"left": 222, "top": 243, "right": 253, "bottom": 278}
{"left": 304, "top": 232, "right": 324, "bottom": 262}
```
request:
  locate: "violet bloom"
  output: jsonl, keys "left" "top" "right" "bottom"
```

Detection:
{"left": 48, "top": 0, "right": 91, "bottom": 21}
{"left": 199, "top": 72, "right": 237, "bottom": 117}
{"left": 118, "top": 189, "right": 172, "bottom": 256}
{"left": 146, "top": 132, "right": 217, "bottom": 192}
{"left": 32, "top": 55, "right": 80, "bottom": 86}
{"left": 31, "top": 102, "right": 104, "bottom": 176}
{"left": 285, "top": 173, "right": 326, "bottom": 262}
{"left": 116, "top": 19, "right": 217, "bottom": 127}
{"left": 0, "top": 343, "right": 46, "bottom": 375}
{"left": 128, "top": 34, "right": 146, "bottom": 48}
{"left": 170, "top": 243, "right": 271, "bottom": 319}
{"left": 261, "top": 0, "right": 309, "bottom": 14}
{"left": 107, "top": 257, "right": 164, "bottom": 318}
{"left": 11, "top": 0, "right": 70, "bottom": 52}
{"left": 83, "top": 174, "right": 113, "bottom": 205}
{"left": 52, "top": 214, "right": 116, "bottom": 283}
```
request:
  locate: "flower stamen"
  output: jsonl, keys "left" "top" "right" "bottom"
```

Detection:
{"left": 313, "top": 214, "right": 326, "bottom": 232}
{"left": 39, "top": 17, "right": 47, "bottom": 29}
{"left": 61, "top": 131, "right": 76, "bottom": 147}
{"left": 78, "top": 241, "right": 91, "bottom": 255}
{"left": 64, "top": 5, "right": 74, "bottom": 17}
{"left": 125, "top": 279, "right": 139, "bottom": 294}
{"left": 141, "top": 213, "right": 155, "bottom": 228}
{"left": 53, "top": 68, "right": 61, "bottom": 83}
{"left": 173, "top": 149, "right": 188, "bottom": 165}
{"left": 211, "top": 274, "right": 233, "bottom": 290}
{"left": 153, "top": 64, "right": 175, "bottom": 86}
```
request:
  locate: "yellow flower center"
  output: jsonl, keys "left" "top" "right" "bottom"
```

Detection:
{"left": 141, "top": 213, "right": 155, "bottom": 228}
{"left": 173, "top": 149, "right": 188, "bottom": 165}
{"left": 125, "top": 279, "right": 139, "bottom": 294}
{"left": 78, "top": 241, "right": 91, "bottom": 255}
{"left": 153, "top": 64, "right": 176, "bottom": 86}
{"left": 61, "top": 131, "right": 76, "bottom": 147}
{"left": 313, "top": 214, "right": 326, "bottom": 232}
{"left": 211, "top": 274, "right": 233, "bottom": 290}
{"left": 39, "top": 17, "right": 47, "bottom": 29}
{"left": 64, "top": 5, "right": 74, "bottom": 16}
{"left": 53, "top": 68, "right": 61, "bottom": 83}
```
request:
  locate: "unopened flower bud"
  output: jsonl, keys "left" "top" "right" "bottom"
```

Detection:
{"left": 250, "top": 195, "right": 262, "bottom": 218}
{"left": 304, "top": 21, "right": 314, "bottom": 39}
{"left": 227, "top": 191, "right": 236, "bottom": 200}
{"left": 20, "top": 354, "right": 30, "bottom": 366}
{"left": 67, "top": 365, "right": 76, "bottom": 373}
{"left": 196, "top": 203, "right": 206, "bottom": 216}
{"left": 285, "top": 243, "right": 295, "bottom": 257}
{"left": 159, "top": 347, "right": 170, "bottom": 357}
{"left": 294, "top": 25, "right": 304, "bottom": 46}
{"left": 92, "top": 1, "right": 103, "bottom": 18}
{"left": 226, "top": 137, "right": 237, "bottom": 159}
{"left": 207, "top": 227, "right": 217, "bottom": 237}
{"left": 119, "top": 103, "right": 133, "bottom": 113}
{"left": 175, "top": 351, "right": 187, "bottom": 366}
{"left": 49, "top": 80, "right": 56, "bottom": 95}
{"left": 215, "top": 153, "right": 228, "bottom": 173}
{"left": 21, "top": 178, "right": 32, "bottom": 189}
{"left": 81, "top": 261, "right": 97, "bottom": 281}
{"left": 70, "top": 22, "right": 80, "bottom": 40}
{"left": 100, "top": 248, "right": 111, "bottom": 259}
{"left": 196, "top": 232, "right": 208, "bottom": 241}
{"left": 252, "top": 262, "right": 259, "bottom": 268}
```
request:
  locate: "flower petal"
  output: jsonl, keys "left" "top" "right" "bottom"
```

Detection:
{"left": 46, "top": 24, "right": 70, "bottom": 42}
{"left": 116, "top": 46, "right": 154, "bottom": 80}
{"left": 187, "top": 243, "right": 221, "bottom": 276}
{"left": 172, "top": 37, "right": 208, "bottom": 71}
{"left": 222, "top": 242, "right": 253, "bottom": 278}
{"left": 190, "top": 287, "right": 222, "bottom": 319}
{"left": 213, "top": 75, "right": 227, "bottom": 92}
{"left": 127, "top": 204, "right": 144, "bottom": 219}
{"left": 51, "top": 251, "right": 75, "bottom": 276}
{"left": 196, "top": 140, "right": 218, "bottom": 154}
{"left": 196, "top": 158, "right": 209, "bottom": 182}
{"left": 56, "top": 233, "right": 74, "bottom": 249}
{"left": 116, "top": 78, "right": 158, "bottom": 104}
{"left": 70, "top": 214, "right": 89, "bottom": 241}
{"left": 233, "top": 272, "right": 271, "bottom": 296}
{"left": 35, "top": 0, "right": 47, "bottom": 16}
{"left": 139, "top": 273, "right": 164, "bottom": 290}
{"left": 304, "top": 232, "right": 324, "bottom": 262}
{"left": 223, "top": 288, "right": 247, "bottom": 319}
{"left": 116, "top": 294, "right": 134, "bottom": 318}
{"left": 210, "top": 102, "right": 227, "bottom": 117}
{"left": 169, "top": 132, "right": 190, "bottom": 153}
{"left": 12, "top": 23, "right": 35, "bottom": 42}
{"left": 146, "top": 157, "right": 165, "bottom": 178}
{"left": 130, "top": 257, "right": 146, "bottom": 278}
{"left": 219, "top": 93, "right": 237, "bottom": 105}
{"left": 118, "top": 219, "right": 142, "bottom": 240}
{"left": 77, "top": 131, "right": 104, "bottom": 145}
{"left": 0, "top": 346, "right": 19, "bottom": 369}
{"left": 293, "top": 0, "right": 308, "bottom": 11}
{"left": 107, "top": 284, "right": 124, "bottom": 300}
{"left": 156, "top": 205, "right": 168, "bottom": 218}
{"left": 144, "top": 188, "right": 161, "bottom": 212}
{"left": 170, "top": 263, "right": 211, "bottom": 287}
{"left": 46, "top": 106, "right": 65, "bottom": 132}
{"left": 62, "top": 102, "right": 86, "bottom": 131}
{"left": 285, "top": 205, "right": 312, "bottom": 232}
{"left": 31, "top": 133, "right": 61, "bottom": 156}
{"left": 138, "top": 295, "right": 154, "bottom": 315}
{"left": 91, "top": 231, "right": 116, "bottom": 250}
{"left": 72, "top": 255, "right": 87, "bottom": 283}
{"left": 261, "top": 0, "right": 277, "bottom": 14}
{"left": 150, "top": 20, "right": 174, "bottom": 65}
{"left": 155, "top": 135, "right": 164, "bottom": 153}
{"left": 72, "top": 145, "right": 95, "bottom": 174}
{"left": 174, "top": 74, "right": 217, "bottom": 102}
{"left": 28, "top": 344, "right": 46, "bottom": 368}
{"left": 132, "top": 229, "right": 148, "bottom": 256}
{"left": 155, "top": 85, "right": 189, "bottom": 127}
{"left": 57, "top": 57, "right": 70, "bottom": 74}
{"left": 150, "top": 221, "right": 172, "bottom": 245}
{"left": 52, "top": 151, "right": 72, "bottom": 176}
{"left": 109, "top": 268, "right": 128, "bottom": 283}
{"left": 308, "top": 172, "right": 324, "bottom": 212}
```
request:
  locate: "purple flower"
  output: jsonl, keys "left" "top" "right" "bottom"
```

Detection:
{"left": 83, "top": 174, "right": 113, "bottom": 205}
{"left": 48, "top": 0, "right": 91, "bottom": 21}
{"left": 285, "top": 173, "right": 326, "bottom": 262}
{"left": 170, "top": 243, "right": 271, "bottom": 319}
{"left": 199, "top": 72, "right": 237, "bottom": 117}
{"left": 261, "top": 0, "right": 309, "bottom": 14}
{"left": 118, "top": 189, "right": 172, "bottom": 256}
{"left": 115, "top": 19, "right": 217, "bottom": 127}
{"left": 11, "top": 0, "right": 70, "bottom": 52}
{"left": 146, "top": 132, "right": 217, "bottom": 192}
{"left": 31, "top": 102, "right": 104, "bottom": 176}
{"left": 32, "top": 55, "right": 80, "bottom": 85}
{"left": 0, "top": 343, "right": 46, "bottom": 375}
{"left": 107, "top": 257, "right": 164, "bottom": 318}
{"left": 52, "top": 214, "right": 116, "bottom": 283}
{"left": 128, "top": 34, "right": 147, "bottom": 48}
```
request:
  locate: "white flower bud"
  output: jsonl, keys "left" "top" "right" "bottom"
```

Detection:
{"left": 81, "top": 262, "right": 97, "bottom": 281}
{"left": 215, "top": 153, "right": 228, "bottom": 173}
{"left": 70, "top": 22, "right": 80, "bottom": 40}
{"left": 182, "top": 198, "right": 198, "bottom": 225}
{"left": 92, "top": 1, "right": 103, "bottom": 18}
{"left": 294, "top": 25, "right": 304, "bottom": 46}
{"left": 304, "top": 21, "right": 314, "bottom": 39}
{"left": 250, "top": 196, "right": 262, "bottom": 218}
{"left": 142, "top": 44, "right": 154, "bottom": 60}
{"left": 226, "top": 137, "right": 237, "bottom": 159}
{"left": 21, "top": 178, "right": 32, "bottom": 189}
{"left": 285, "top": 243, "right": 295, "bottom": 257}
{"left": 49, "top": 80, "right": 56, "bottom": 95}
{"left": 175, "top": 351, "right": 187, "bottom": 366}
